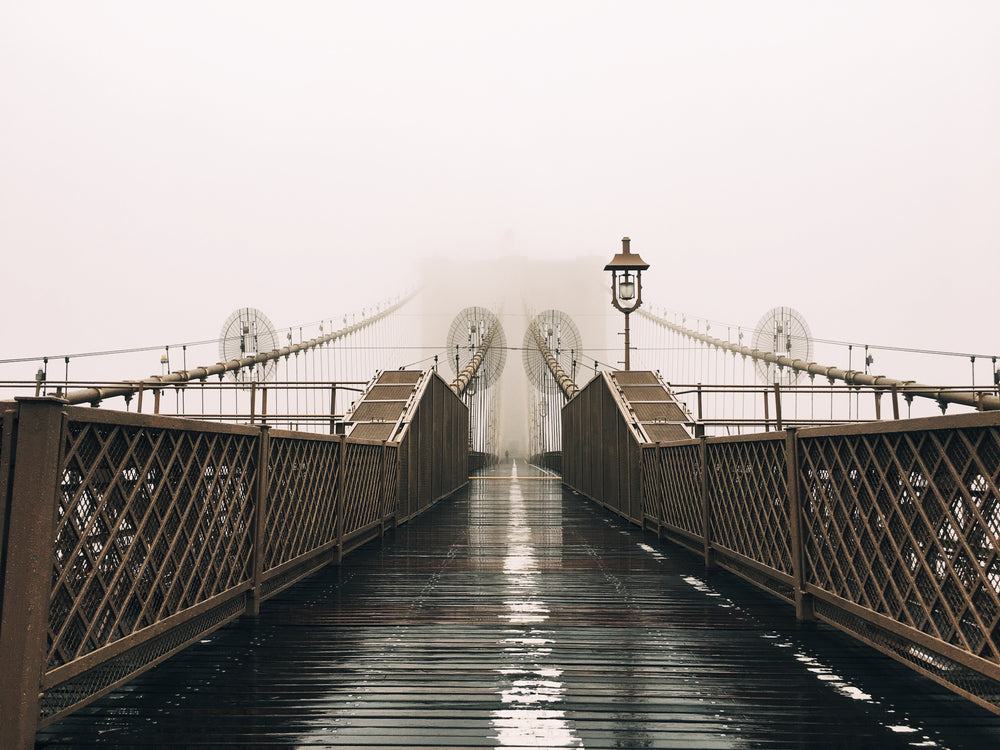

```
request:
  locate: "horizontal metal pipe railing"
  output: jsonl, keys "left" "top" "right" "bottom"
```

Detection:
{"left": 639, "top": 308, "right": 1000, "bottom": 412}
{"left": 56, "top": 292, "right": 415, "bottom": 408}
{"left": 634, "top": 410, "right": 1000, "bottom": 713}
{"left": 562, "top": 372, "right": 1000, "bottom": 712}
{"left": 0, "top": 364, "right": 469, "bottom": 747}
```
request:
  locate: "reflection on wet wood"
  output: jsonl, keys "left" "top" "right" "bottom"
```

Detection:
{"left": 38, "top": 460, "right": 1000, "bottom": 748}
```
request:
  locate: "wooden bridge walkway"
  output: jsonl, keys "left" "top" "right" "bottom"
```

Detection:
{"left": 37, "top": 461, "right": 1000, "bottom": 748}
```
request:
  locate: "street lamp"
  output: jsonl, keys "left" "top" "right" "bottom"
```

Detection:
{"left": 604, "top": 236, "right": 649, "bottom": 370}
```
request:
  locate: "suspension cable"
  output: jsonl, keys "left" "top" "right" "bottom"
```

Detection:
{"left": 449, "top": 316, "right": 499, "bottom": 397}
{"left": 527, "top": 319, "right": 580, "bottom": 400}
{"left": 637, "top": 308, "right": 1000, "bottom": 412}
{"left": 60, "top": 291, "right": 418, "bottom": 407}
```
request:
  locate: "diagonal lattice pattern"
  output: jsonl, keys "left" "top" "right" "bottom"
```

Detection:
{"left": 264, "top": 435, "right": 340, "bottom": 569}
{"left": 800, "top": 426, "right": 1000, "bottom": 662}
{"left": 815, "top": 598, "right": 1000, "bottom": 707}
{"left": 707, "top": 436, "right": 793, "bottom": 576}
{"left": 48, "top": 418, "right": 257, "bottom": 669}
{"left": 342, "top": 441, "right": 399, "bottom": 536}
{"left": 1, "top": 369, "right": 466, "bottom": 746}
{"left": 40, "top": 594, "right": 247, "bottom": 721}
{"left": 641, "top": 443, "right": 702, "bottom": 537}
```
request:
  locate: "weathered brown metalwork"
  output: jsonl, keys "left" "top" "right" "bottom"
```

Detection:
{"left": 57, "top": 292, "right": 416, "bottom": 409}
{"left": 562, "top": 373, "right": 637, "bottom": 524}
{"left": 336, "top": 441, "right": 391, "bottom": 551}
{"left": 526, "top": 318, "right": 579, "bottom": 400}
{"left": 0, "top": 361, "right": 468, "bottom": 748}
{"left": 0, "top": 402, "right": 15, "bottom": 621}
{"left": 394, "top": 372, "right": 469, "bottom": 523}
{"left": 786, "top": 427, "right": 814, "bottom": 619}
{"left": 707, "top": 433, "right": 798, "bottom": 600}
{"left": 343, "top": 370, "right": 423, "bottom": 442}
{"left": 628, "top": 408, "right": 1000, "bottom": 712}
{"left": 0, "top": 399, "right": 67, "bottom": 745}
{"left": 32, "top": 463, "right": 1000, "bottom": 747}
{"left": 605, "top": 236, "right": 649, "bottom": 370}
{"left": 611, "top": 369, "right": 693, "bottom": 443}
{"left": 44, "top": 411, "right": 258, "bottom": 685}
{"left": 564, "top": 371, "right": 693, "bottom": 527}
{"left": 263, "top": 430, "right": 341, "bottom": 573}
{"left": 797, "top": 414, "right": 1000, "bottom": 706}
{"left": 641, "top": 440, "right": 702, "bottom": 546}
{"left": 449, "top": 317, "right": 498, "bottom": 397}
{"left": 639, "top": 307, "right": 1000, "bottom": 413}
{"left": 342, "top": 369, "right": 468, "bottom": 524}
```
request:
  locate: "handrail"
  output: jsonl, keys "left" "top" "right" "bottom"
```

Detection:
{"left": 61, "top": 291, "right": 417, "bottom": 407}
{"left": 638, "top": 308, "right": 1000, "bottom": 412}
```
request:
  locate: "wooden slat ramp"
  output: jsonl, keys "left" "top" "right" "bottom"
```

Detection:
{"left": 38, "top": 460, "right": 1000, "bottom": 748}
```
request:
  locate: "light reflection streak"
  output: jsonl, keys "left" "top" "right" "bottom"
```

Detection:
{"left": 490, "top": 465, "right": 584, "bottom": 749}
{"left": 674, "top": 571, "right": 944, "bottom": 749}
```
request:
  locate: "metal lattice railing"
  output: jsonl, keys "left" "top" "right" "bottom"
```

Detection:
{"left": 342, "top": 440, "right": 400, "bottom": 545}
{"left": 0, "top": 376, "right": 467, "bottom": 746}
{"left": 800, "top": 421, "right": 1000, "bottom": 665}
{"left": 264, "top": 432, "right": 341, "bottom": 570}
{"left": 48, "top": 416, "right": 259, "bottom": 671}
{"left": 632, "top": 410, "right": 1000, "bottom": 712}
{"left": 641, "top": 443, "right": 701, "bottom": 543}
{"left": 708, "top": 435, "right": 794, "bottom": 582}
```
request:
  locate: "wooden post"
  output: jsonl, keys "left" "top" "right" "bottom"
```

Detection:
{"left": 0, "top": 398, "right": 67, "bottom": 749}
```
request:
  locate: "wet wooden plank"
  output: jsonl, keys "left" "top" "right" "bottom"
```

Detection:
{"left": 38, "top": 459, "right": 1000, "bottom": 748}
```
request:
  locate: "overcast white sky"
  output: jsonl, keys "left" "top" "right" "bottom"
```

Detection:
{"left": 2, "top": 2, "right": 998, "bottom": 382}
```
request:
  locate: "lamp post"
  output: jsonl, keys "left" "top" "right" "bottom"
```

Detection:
{"left": 604, "top": 236, "right": 649, "bottom": 370}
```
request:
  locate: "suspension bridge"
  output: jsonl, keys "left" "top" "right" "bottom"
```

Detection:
{"left": 2, "top": 250, "right": 1000, "bottom": 748}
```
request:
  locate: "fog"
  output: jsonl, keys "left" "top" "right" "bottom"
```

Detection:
{"left": 421, "top": 255, "right": 609, "bottom": 454}
{"left": 3, "top": 3, "right": 998, "bottom": 401}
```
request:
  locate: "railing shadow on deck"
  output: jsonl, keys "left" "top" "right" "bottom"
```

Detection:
{"left": 562, "top": 371, "right": 1000, "bottom": 714}
{"left": 0, "top": 370, "right": 467, "bottom": 749}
